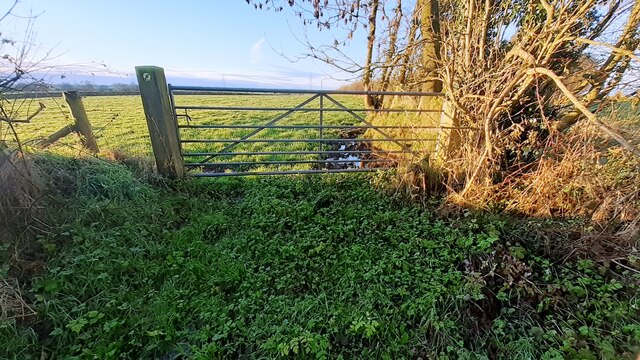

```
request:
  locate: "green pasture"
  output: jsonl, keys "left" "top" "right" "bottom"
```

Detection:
{"left": 1, "top": 95, "right": 639, "bottom": 359}
{"left": 7, "top": 93, "right": 442, "bottom": 173}
{"left": 6, "top": 95, "right": 150, "bottom": 156}
{"left": 173, "top": 94, "right": 366, "bottom": 172}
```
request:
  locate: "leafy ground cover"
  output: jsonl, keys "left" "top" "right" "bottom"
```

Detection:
{"left": 2, "top": 96, "right": 639, "bottom": 359}
{"left": 1, "top": 156, "right": 638, "bottom": 359}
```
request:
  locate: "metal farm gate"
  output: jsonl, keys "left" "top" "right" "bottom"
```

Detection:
{"left": 136, "top": 66, "right": 458, "bottom": 178}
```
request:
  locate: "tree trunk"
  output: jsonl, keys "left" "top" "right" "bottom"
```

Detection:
{"left": 419, "top": 0, "right": 442, "bottom": 93}
{"left": 363, "top": 0, "right": 382, "bottom": 109}
{"left": 463, "top": 0, "right": 476, "bottom": 69}
{"left": 398, "top": 3, "right": 421, "bottom": 85}
{"left": 478, "top": 0, "right": 492, "bottom": 65}
{"left": 380, "top": 0, "right": 403, "bottom": 92}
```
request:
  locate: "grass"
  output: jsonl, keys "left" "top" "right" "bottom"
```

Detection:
{"left": 7, "top": 94, "right": 383, "bottom": 173}
{"left": 174, "top": 94, "right": 367, "bottom": 172}
{"left": 7, "top": 93, "right": 435, "bottom": 173}
{"left": 5, "top": 95, "right": 151, "bottom": 156}
{"left": 1, "top": 95, "right": 639, "bottom": 359}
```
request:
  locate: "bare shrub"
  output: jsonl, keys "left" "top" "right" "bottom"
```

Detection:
{"left": 250, "top": 1, "right": 640, "bottom": 206}
{"left": 449, "top": 110, "right": 640, "bottom": 256}
{"left": 0, "top": 147, "right": 44, "bottom": 232}
{"left": 0, "top": 3, "right": 55, "bottom": 239}
{"left": 0, "top": 276, "right": 36, "bottom": 322}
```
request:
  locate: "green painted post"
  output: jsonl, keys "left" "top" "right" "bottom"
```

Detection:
{"left": 135, "top": 66, "right": 184, "bottom": 178}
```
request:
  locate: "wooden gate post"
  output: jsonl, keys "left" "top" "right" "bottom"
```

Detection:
{"left": 434, "top": 99, "right": 459, "bottom": 164}
{"left": 135, "top": 66, "right": 184, "bottom": 178}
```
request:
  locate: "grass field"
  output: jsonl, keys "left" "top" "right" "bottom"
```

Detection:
{"left": 7, "top": 93, "right": 439, "bottom": 174}
{"left": 6, "top": 95, "right": 151, "bottom": 156}
{"left": 174, "top": 93, "right": 369, "bottom": 173}
{"left": 1, "top": 95, "right": 639, "bottom": 359}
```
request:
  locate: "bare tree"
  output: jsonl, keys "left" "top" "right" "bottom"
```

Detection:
{"left": 0, "top": 1, "right": 52, "bottom": 228}
{"left": 249, "top": 0, "right": 640, "bottom": 190}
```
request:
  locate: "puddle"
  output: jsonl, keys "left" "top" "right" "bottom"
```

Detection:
{"left": 197, "top": 127, "right": 399, "bottom": 174}
{"left": 337, "top": 155, "right": 361, "bottom": 168}
{"left": 316, "top": 128, "right": 389, "bottom": 170}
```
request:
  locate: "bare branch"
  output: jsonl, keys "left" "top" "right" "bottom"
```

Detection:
{"left": 0, "top": 101, "right": 45, "bottom": 124}
{"left": 575, "top": 37, "right": 640, "bottom": 62}
{"left": 528, "top": 67, "right": 640, "bottom": 157}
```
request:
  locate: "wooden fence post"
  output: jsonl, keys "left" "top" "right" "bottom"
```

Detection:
{"left": 63, "top": 91, "right": 99, "bottom": 154}
{"left": 135, "top": 66, "right": 184, "bottom": 178}
{"left": 434, "top": 99, "right": 459, "bottom": 163}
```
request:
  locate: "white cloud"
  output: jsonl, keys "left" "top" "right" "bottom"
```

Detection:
{"left": 250, "top": 38, "right": 266, "bottom": 64}
{"left": 164, "top": 68, "right": 348, "bottom": 89}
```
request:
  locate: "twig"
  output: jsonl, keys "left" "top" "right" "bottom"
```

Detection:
{"left": 0, "top": 277, "right": 37, "bottom": 321}
{"left": 0, "top": 101, "right": 46, "bottom": 123}
{"left": 575, "top": 37, "right": 640, "bottom": 62}
{"left": 612, "top": 260, "right": 640, "bottom": 275}
{"left": 527, "top": 67, "right": 640, "bottom": 157}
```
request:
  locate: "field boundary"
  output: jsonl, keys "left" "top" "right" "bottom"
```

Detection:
{"left": 2, "top": 91, "right": 141, "bottom": 100}
{"left": 136, "top": 66, "right": 476, "bottom": 178}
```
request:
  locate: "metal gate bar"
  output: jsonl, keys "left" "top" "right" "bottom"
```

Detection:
{"left": 182, "top": 150, "right": 408, "bottom": 157}
{"left": 169, "top": 85, "right": 444, "bottom": 177}
{"left": 169, "top": 85, "right": 440, "bottom": 96}
{"left": 184, "top": 159, "right": 386, "bottom": 167}
{"left": 191, "top": 168, "right": 394, "bottom": 177}
{"left": 202, "top": 94, "right": 320, "bottom": 162}
{"left": 178, "top": 125, "right": 465, "bottom": 130}
{"left": 174, "top": 106, "right": 441, "bottom": 113}
{"left": 181, "top": 138, "right": 437, "bottom": 144}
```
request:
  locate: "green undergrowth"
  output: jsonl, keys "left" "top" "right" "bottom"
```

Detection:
{"left": 1, "top": 156, "right": 639, "bottom": 359}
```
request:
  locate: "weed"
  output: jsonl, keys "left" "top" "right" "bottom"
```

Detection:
{"left": 0, "top": 158, "right": 636, "bottom": 358}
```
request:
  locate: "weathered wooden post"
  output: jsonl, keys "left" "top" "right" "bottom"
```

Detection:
{"left": 434, "top": 99, "right": 459, "bottom": 163}
{"left": 135, "top": 66, "right": 184, "bottom": 178}
{"left": 38, "top": 124, "right": 74, "bottom": 149}
{"left": 63, "top": 91, "right": 99, "bottom": 154}
{"left": 37, "top": 92, "right": 99, "bottom": 153}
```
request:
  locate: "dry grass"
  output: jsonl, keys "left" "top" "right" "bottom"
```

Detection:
{"left": 0, "top": 148, "right": 44, "bottom": 232}
{"left": 440, "top": 106, "right": 640, "bottom": 259}
{"left": 336, "top": 81, "right": 365, "bottom": 92}
{"left": 364, "top": 96, "right": 443, "bottom": 153}
{"left": 0, "top": 276, "right": 36, "bottom": 322}
{"left": 102, "top": 148, "right": 158, "bottom": 179}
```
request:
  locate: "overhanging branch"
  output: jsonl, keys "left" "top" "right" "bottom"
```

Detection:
{"left": 527, "top": 67, "right": 640, "bottom": 157}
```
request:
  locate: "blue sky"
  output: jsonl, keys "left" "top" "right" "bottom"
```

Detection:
{"left": 2, "top": 1, "right": 365, "bottom": 88}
